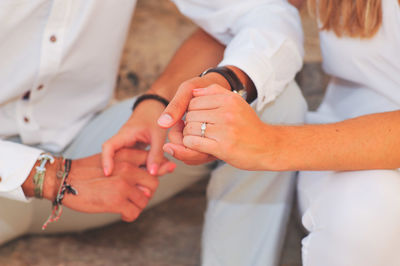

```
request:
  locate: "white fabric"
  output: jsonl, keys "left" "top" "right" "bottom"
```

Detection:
{"left": 173, "top": 0, "right": 304, "bottom": 111}
{"left": 307, "top": 0, "right": 400, "bottom": 124}
{"left": 0, "top": 0, "right": 303, "bottom": 201}
{"left": 0, "top": 0, "right": 137, "bottom": 200}
{"left": 203, "top": 81, "right": 307, "bottom": 266}
{"left": 299, "top": 1, "right": 400, "bottom": 265}
{"left": 0, "top": 83, "right": 307, "bottom": 266}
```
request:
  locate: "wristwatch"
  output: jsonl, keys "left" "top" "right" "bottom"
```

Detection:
{"left": 200, "top": 66, "right": 248, "bottom": 101}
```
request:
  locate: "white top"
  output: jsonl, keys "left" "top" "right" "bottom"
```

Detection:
{"left": 309, "top": 0, "right": 400, "bottom": 123}
{"left": 0, "top": 0, "right": 303, "bottom": 201}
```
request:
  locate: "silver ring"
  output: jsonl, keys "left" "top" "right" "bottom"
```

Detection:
{"left": 200, "top": 122, "right": 207, "bottom": 138}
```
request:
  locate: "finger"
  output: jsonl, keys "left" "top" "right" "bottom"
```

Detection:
{"left": 188, "top": 94, "right": 227, "bottom": 111}
{"left": 185, "top": 109, "right": 219, "bottom": 124}
{"left": 192, "top": 84, "right": 232, "bottom": 97}
{"left": 163, "top": 143, "right": 211, "bottom": 163}
{"left": 136, "top": 184, "right": 152, "bottom": 198}
{"left": 183, "top": 121, "right": 217, "bottom": 140}
{"left": 128, "top": 186, "right": 150, "bottom": 209}
{"left": 102, "top": 134, "right": 136, "bottom": 176}
{"left": 114, "top": 149, "right": 148, "bottom": 167}
{"left": 183, "top": 135, "right": 219, "bottom": 157}
{"left": 157, "top": 81, "right": 195, "bottom": 129}
{"left": 168, "top": 120, "right": 185, "bottom": 145}
{"left": 120, "top": 202, "right": 141, "bottom": 222}
{"left": 157, "top": 161, "right": 176, "bottom": 176}
{"left": 119, "top": 165, "right": 160, "bottom": 194}
{"left": 147, "top": 131, "right": 167, "bottom": 176}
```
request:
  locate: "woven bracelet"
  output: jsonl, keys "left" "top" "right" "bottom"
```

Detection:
{"left": 42, "top": 158, "right": 77, "bottom": 230}
{"left": 33, "top": 154, "right": 55, "bottom": 198}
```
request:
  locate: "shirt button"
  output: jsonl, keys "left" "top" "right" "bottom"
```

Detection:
{"left": 23, "top": 117, "right": 30, "bottom": 123}
{"left": 0, "top": 176, "right": 2, "bottom": 183}
{"left": 50, "top": 35, "right": 57, "bottom": 42}
{"left": 22, "top": 91, "right": 31, "bottom": 100}
{"left": 37, "top": 84, "right": 44, "bottom": 91}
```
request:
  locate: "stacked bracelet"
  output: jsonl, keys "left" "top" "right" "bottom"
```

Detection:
{"left": 132, "top": 94, "right": 169, "bottom": 111}
{"left": 42, "top": 158, "right": 78, "bottom": 230}
{"left": 33, "top": 154, "right": 55, "bottom": 198}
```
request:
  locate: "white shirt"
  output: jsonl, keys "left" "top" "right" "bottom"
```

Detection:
{"left": 0, "top": 0, "right": 303, "bottom": 201}
{"left": 308, "top": 0, "right": 400, "bottom": 123}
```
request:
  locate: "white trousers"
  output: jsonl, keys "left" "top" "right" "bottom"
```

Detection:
{"left": 0, "top": 81, "right": 307, "bottom": 266}
{"left": 298, "top": 169, "right": 400, "bottom": 266}
{"left": 298, "top": 83, "right": 400, "bottom": 266}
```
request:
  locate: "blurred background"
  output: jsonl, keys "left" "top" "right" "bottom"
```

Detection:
{"left": 0, "top": 1, "right": 329, "bottom": 265}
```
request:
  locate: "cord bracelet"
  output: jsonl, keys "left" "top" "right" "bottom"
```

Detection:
{"left": 132, "top": 94, "right": 170, "bottom": 111}
{"left": 42, "top": 158, "right": 78, "bottom": 230}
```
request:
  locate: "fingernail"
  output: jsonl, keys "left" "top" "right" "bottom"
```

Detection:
{"left": 164, "top": 146, "right": 174, "bottom": 156}
{"left": 103, "top": 166, "right": 109, "bottom": 176}
{"left": 137, "top": 185, "right": 151, "bottom": 198}
{"left": 157, "top": 114, "right": 173, "bottom": 127}
{"left": 149, "top": 163, "right": 158, "bottom": 176}
{"left": 168, "top": 163, "right": 176, "bottom": 172}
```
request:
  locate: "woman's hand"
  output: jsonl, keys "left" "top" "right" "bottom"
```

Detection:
{"left": 182, "top": 84, "right": 278, "bottom": 170}
{"left": 102, "top": 99, "right": 176, "bottom": 176}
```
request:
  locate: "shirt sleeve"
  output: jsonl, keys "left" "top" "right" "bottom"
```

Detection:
{"left": 0, "top": 140, "right": 43, "bottom": 201}
{"left": 171, "top": 0, "right": 304, "bottom": 111}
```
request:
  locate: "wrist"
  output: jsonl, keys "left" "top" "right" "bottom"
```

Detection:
{"left": 259, "top": 124, "right": 289, "bottom": 171}
{"left": 22, "top": 157, "right": 63, "bottom": 201}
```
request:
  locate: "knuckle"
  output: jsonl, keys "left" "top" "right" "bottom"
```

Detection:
{"left": 209, "top": 83, "right": 220, "bottom": 90}
{"left": 148, "top": 177, "right": 159, "bottom": 190}
{"left": 181, "top": 80, "right": 195, "bottom": 90}
{"left": 224, "top": 113, "right": 235, "bottom": 124}
{"left": 118, "top": 162, "right": 133, "bottom": 173}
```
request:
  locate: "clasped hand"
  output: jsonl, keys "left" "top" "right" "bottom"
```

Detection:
{"left": 163, "top": 84, "right": 275, "bottom": 170}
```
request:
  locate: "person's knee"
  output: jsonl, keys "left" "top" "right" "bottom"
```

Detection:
{"left": 304, "top": 170, "right": 400, "bottom": 265}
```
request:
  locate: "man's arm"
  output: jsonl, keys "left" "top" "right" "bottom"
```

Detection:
{"left": 21, "top": 149, "right": 160, "bottom": 223}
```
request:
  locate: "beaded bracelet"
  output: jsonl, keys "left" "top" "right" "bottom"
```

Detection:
{"left": 33, "top": 154, "right": 55, "bottom": 198}
{"left": 42, "top": 158, "right": 78, "bottom": 230}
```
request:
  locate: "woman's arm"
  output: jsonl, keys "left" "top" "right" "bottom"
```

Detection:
{"left": 274, "top": 110, "right": 400, "bottom": 171}
{"left": 182, "top": 85, "right": 400, "bottom": 171}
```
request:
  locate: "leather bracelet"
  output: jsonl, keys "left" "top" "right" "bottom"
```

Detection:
{"left": 200, "top": 66, "right": 245, "bottom": 93}
{"left": 132, "top": 94, "right": 170, "bottom": 111}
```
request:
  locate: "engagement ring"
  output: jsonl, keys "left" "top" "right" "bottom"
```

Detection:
{"left": 201, "top": 122, "right": 207, "bottom": 138}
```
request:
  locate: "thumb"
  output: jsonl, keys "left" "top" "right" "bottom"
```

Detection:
{"left": 147, "top": 131, "right": 167, "bottom": 176}
{"left": 157, "top": 82, "right": 194, "bottom": 129}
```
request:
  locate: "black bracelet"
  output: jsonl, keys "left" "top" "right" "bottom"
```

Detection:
{"left": 132, "top": 94, "right": 170, "bottom": 111}
{"left": 200, "top": 66, "right": 245, "bottom": 93}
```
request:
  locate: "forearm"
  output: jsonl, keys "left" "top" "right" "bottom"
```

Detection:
{"left": 269, "top": 111, "right": 400, "bottom": 171}
{"left": 149, "top": 29, "right": 225, "bottom": 100}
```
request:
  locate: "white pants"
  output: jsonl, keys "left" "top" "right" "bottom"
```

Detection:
{"left": 298, "top": 170, "right": 400, "bottom": 266}
{"left": 298, "top": 84, "right": 400, "bottom": 266}
{"left": 0, "top": 81, "right": 307, "bottom": 266}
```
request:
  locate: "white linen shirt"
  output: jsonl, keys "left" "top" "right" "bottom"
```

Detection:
{"left": 0, "top": 0, "right": 303, "bottom": 201}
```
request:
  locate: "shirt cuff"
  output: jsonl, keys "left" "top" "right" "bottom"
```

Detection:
{"left": 219, "top": 48, "right": 273, "bottom": 112}
{"left": 0, "top": 140, "right": 43, "bottom": 202}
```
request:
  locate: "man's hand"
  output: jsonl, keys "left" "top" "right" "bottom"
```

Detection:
{"left": 23, "top": 149, "right": 163, "bottom": 222}
{"left": 101, "top": 100, "right": 176, "bottom": 176}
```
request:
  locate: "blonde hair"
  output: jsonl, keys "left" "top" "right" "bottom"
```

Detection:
{"left": 308, "top": 0, "right": 399, "bottom": 38}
